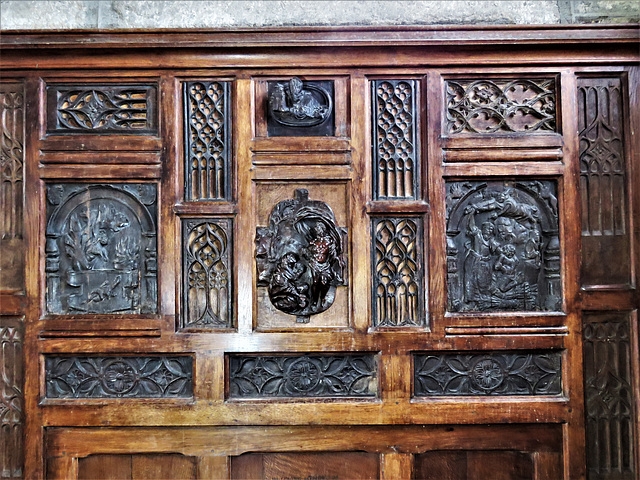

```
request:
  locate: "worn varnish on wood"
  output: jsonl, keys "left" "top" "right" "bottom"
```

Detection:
{"left": 0, "top": 26, "right": 638, "bottom": 480}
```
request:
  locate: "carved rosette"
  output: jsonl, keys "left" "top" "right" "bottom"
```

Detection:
{"left": 446, "top": 180, "right": 561, "bottom": 312}
{"left": 255, "top": 189, "right": 347, "bottom": 322}
{"left": 45, "top": 184, "right": 158, "bottom": 315}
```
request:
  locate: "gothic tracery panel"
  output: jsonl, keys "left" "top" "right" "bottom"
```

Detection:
{"left": 0, "top": 318, "right": 23, "bottom": 479}
{"left": 445, "top": 78, "right": 557, "bottom": 134}
{"left": 48, "top": 85, "right": 157, "bottom": 133}
{"left": 372, "top": 217, "right": 425, "bottom": 327}
{"left": 45, "top": 183, "right": 158, "bottom": 315}
{"left": 578, "top": 76, "right": 631, "bottom": 287}
{"left": 181, "top": 218, "right": 232, "bottom": 329}
{"left": 372, "top": 80, "right": 419, "bottom": 199}
{"left": 184, "top": 81, "right": 231, "bottom": 201}
{"left": 446, "top": 180, "right": 561, "bottom": 312}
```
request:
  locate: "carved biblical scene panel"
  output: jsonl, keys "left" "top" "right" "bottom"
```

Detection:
{"left": 184, "top": 80, "right": 231, "bottom": 201}
{"left": 578, "top": 76, "right": 631, "bottom": 287}
{"left": 0, "top": 83, "right": 24, "bottom": 292}
{"left": 414, "top": 351, "right": 562, "bottom": 396}
{"left": 47, "top": 85, "right": 157, "bottom": 133}
{"left": 255, "top": 184, "right": 349, "bottom": 328}
{"left": 45, "top": 356, "right": 193, "bottom": 399}
{"left": 583, "top": 313, "right": 636, "bottom": 479}
{"left": 181, "top": 218, "right": 232, "bottom": 329}
{"left": 0, "top": 317, "right": 23, "bottom": 479}
{"left": 228, "top": 354, "right": 377, "bottom": 399}
{"left": 371, "top": 216, "right": 425, "bottom": 327}
{"left": 267, "top": 77, "right": 334, "bottom": 137}
{"left": 446, "top": 180, "right": 561, "bottom": 313}
{"left": 372, "top": 79, "right": 419, "bottom": 200}
{"left": 45, "top": 183, "right": 158, "bottom": 315}
{"left": 445, "top": 78, "right": 557, "bottom": 134}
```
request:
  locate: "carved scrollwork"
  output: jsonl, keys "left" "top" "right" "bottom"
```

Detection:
{"left": 446, "top": 79, "right": 556, "bottom": 134}
{"left": 45, "top": 184, "right": 158, "bottom": 315}
{"left": 446, "top": 180, "right": 561, "bottom": 312}
{"left": 255, "top": 189, "right": 347, "bottom": 322}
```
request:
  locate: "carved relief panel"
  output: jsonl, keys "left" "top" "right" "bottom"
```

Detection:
{"left": 45, "top": 183, "right": 158, "bottom": 315}
{"left": 0, "top": 318, "right": 23, "bottom": 478}
{"left": 446, "top": 180, "right": 561, "bottom": 312}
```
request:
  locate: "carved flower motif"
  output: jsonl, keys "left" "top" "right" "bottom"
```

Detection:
{"left": 471, "top": 358, "right": 505, "bottom": 391}
{"left": 286, "top": 358, "right": 321, "bottom": 393}
{"left": 103, "top": 361, "right": 136, "bottom": 394}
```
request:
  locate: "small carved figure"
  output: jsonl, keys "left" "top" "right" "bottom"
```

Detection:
{"left": 268, "top": 77, "right": 332, "bottom": 128}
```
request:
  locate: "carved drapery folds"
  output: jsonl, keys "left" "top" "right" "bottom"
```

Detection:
{"left": 0, "top": 319, "right": 23, "bottom": 478}
{"left": 446, "top": 78, "right": 557, "bottom": 134}
{"left": 182, "top": 219, "right": 232, "bottom": 329}
{"left": 184, "top": 81, "right": 231, "bottom": 201}
{"left": 583, "top": 313, "right": 636, "bottom": 478}
{"left": 372, "top": 217, "right": 425, "bottom": 327}
{"left": 414, "top": 351, "right": 562, "bottom": 396}
{"left": 0, "top": 83, "right": 24, "bottom": 292}
{"left": 446, "top": 180, "right": 561, "bottom": 312}
{"left": 45, "top": 184, "right": 158, "bottom": 315}
{"left": 372, "top": 80, "right": 419, "bottom": 200}
{"left": 267, "top": 77, "right": 334, "bottom": 136}
{"left": 229, "top": 354, "right": 377, "bottom": 398}
{"left": 45, "top": 356, "right": 193, "bottom": 399}
{"left": 48, "top": 85, "right": 157, "bottom": 133}
{"left": 256, "top": 189, "right": 347, "bottom": 323}
{"left": 578, "top": 76, "right": 631, "bottom": 286}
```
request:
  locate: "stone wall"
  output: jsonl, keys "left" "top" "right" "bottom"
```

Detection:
{"left": 1, "top": 0, "right": 638, "bottom": 30}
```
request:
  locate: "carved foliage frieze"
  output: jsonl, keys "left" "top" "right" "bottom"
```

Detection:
{"left": 45, "top": 356, "right": 193, "bottom": 399}
{"left": 182, "top": 218, "right": 232, "bottom": 329}
{"left": 267, "top": 77, "right": 334, "bottom": 137}
{"left": 446, "top": 78, "right": 557, "bottom": 134}
{"left": 446, "top": 180, "right": 561, "bottom": 312}
{"left": 229, "top": 354, "right": 377, "bottom": 398}
{"left": 184, "top": 81, "right": 231, "bottom": 201}
{"left": 372, "top": 80, "right": 419, "bottom": 199}
{"left": 48, "top": 85, "right": 157, "bottom": 133}
{"left": 0, "top": 318, "right": 23, "bottom": 478}
{"left": 256, "top": 189, "right": 347, "bottom": 323}
{"left": 45, "top": 184, "right": 158, "bottom": 315}
{"left": 583, "top": 313, "right": 636, "bottom": 477}
{"left": 372, "top": 217, "right": 425, "bottom": 327}
{"left": 414, "top": 351, "right": 562, "bottom": 396}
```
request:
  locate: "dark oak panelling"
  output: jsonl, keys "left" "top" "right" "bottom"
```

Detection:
{"left": 414, "top": 351, "right": 562, "bottom": 396}
{"left": 414, "top": 450, "right": 536, "bottom": 480}
{"left": 0, "top": 317, "right": 23, "bottom": 479}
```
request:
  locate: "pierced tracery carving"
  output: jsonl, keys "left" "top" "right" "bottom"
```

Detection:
{"left": 45, "top": 184, "right": 157, "bottom": 315}
{"left": 372, "top": 80, "right": 419, "bottom": 199}
{"left": 372, "top": 217, "right": 425, "bottom": 327}
{"left": 446, "top": 79, "right": 556, "bottom": 134}
{"left": 49, "top": 85, "right": 157, "bottom": 133}
{"left": 256, "top": 189, "right": 347, "bottom": 323}
{"left": 446, "top": 180, "right": 561, "bottom": 312}
{"left": 182, "top": 219, "right": 232, "bottom": 329}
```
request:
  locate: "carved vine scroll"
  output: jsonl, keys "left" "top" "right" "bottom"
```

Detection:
{"left": 446, "top": 180, "right": 561, "bottom": 312}
{"left": 256, "top": 189, "right": 347, "bottom": 322}
{"left": 45, "top": 184, "right": 158, "bottom": 315}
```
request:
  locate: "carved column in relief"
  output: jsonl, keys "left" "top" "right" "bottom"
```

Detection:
{"left": 446, "top": 181, "right": 561, "bottom": 312}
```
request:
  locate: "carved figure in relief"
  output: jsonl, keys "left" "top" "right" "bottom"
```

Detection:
{"left": 447, "top": 181, "right": 561, "bottom": 312}
{"left": 268, "top": 77, "right": 332, "bottom": 127}
{"left": 256, "top": 189, "right": 346, "bottom": 322}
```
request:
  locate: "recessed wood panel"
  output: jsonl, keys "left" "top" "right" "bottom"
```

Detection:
{"left": 77, "top": 454, "right": 196, "bottom": 480}
{"left": 0, "top": 317, "right": 23, "bottom": 479}
{"left": 414, "top": 450, "right": 534, "bottom": 480}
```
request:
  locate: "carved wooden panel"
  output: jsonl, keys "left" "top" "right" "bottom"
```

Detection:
{"left": 45, "top": 356, "right": 193, "bottom": 399}
{"left": 184, "top": 80, "right": 231, "bottom": 201}
{"left": 414, "top": 351, "right": 562, "bottom": 396}
{"left": 45, "top": 183, "right": 158, "bottom": 315}
{"left": 228, "top": 354, "right": 377, "bottom": 398}
{"left": 372, "top": 79, "right": 419, "bottom": 199}
{"left": 583, "top": 313, "right": 636, "bottom": 479}
{"left": 47, "top": 85, "right": 157, "bottom": 133}
{"left": 181, "top": 218, "right": 233, "bottom": 329}
{"left": 578, "top": 76, "right": 631, "bottom": 287}
{"left": 445, "top": 78, "right": 557, "bottom": 134}
{"left": 446, "top": 180, "right": 561, "bottom": 313}
{"left": 372, "top": 216, "right": 425, "bottom": 327}
{"left": 232, "top": 452, "right": 379, "bottom": 480}
{"left": 267, "top": 77, "right": 334, "bottom": 137}
{"left": 0, "top": 317, "right": 23, "bottom": 479}
{"left": 0, "top": 83, "right": 24, "bottom": 292}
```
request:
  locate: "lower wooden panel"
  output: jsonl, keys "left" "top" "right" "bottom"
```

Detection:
{"left": 414, "top": 450, "right": 534, "bottom": 480}
{"left": 76, "top": 454, "right": 196, "bottom": 480}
